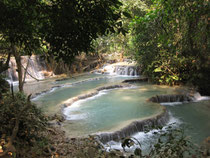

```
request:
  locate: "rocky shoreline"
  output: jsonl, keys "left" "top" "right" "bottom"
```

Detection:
{"left": 41, "top": 125, "right": 124, "bottom": 158}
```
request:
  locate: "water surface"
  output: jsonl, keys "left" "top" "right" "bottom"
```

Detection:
{"left": 30, "top": 74, "right": 210, "bottom": 146}
{"left": 63, "top": 84, "right": 179, "bottom": 137}
{"left": 33, "top": 74, "right": 138, "bottom": 114}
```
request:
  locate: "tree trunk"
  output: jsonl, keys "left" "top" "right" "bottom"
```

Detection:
{"left": 12, "top": 44, "right": 24, "bottom": 92}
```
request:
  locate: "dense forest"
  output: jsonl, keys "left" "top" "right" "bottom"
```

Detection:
{"left": 95, "top": 0, "right": 209, "bottom": 95}
{"left": 0, "top": 0, "right": 209, "bottom": 157}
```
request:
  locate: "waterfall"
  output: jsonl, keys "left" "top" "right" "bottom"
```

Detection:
{"left": 94, "top": 62, "right": 141, "bottom": 76}
{"left": 96, "top": 107, "right": 169, "bottom": 143}
{"left": 147, "top": 92, "right": 209, "bottom": 103}
{"left": 148, "top": 94, "right": 194, "bottom": 103}
{"left": 7, "top": 60, "right": 18, "bottom": 81}
{"left": 148, "top": 93, "right": 210, "bottom": 106}
{"left": 7, "top": 55, "right": 53, "bottom": 82}
{"left": 114, "top": 65, "right": 139, "bottom": 76}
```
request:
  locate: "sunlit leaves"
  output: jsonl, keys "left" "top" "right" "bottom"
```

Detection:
{"left": 154, "top": 67, "right": 162, "bottom": 72}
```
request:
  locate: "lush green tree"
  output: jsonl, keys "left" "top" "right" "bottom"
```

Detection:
{"left": 42, "top": 0, "right": 123, "bottom": 63}
{"left": 0, "top": 0, "right": 46, "bottom": 91}
{"left": 0, "top": 0, "right": 123, "bottom": 92}
{"left": 93, "top": 0, "right": 147, "bottom": 58}
{"left": 129, "top": 0, "right": 209, "bottom": 93}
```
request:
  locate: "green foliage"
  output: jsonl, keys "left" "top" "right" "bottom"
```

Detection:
{"left": 145, "top": 52, "right": 197, "bottom": 85}
{"left": 0, "top": 92, "right": 47, "bottom": 144}
{"left": 0, "top": 0, "right": 45, "bottom": 55}
{"left": 0, "top": 0, "right": 123, "bottom": 60}
{"left": 127, "top": 0, "right": 210, "bottom": 94}
{"left": 44, "top": 0, "right": 124, "bottom": 63}
{"left": 93, "top": 33, "right": 128, "bottom": 56}
{"left": 93, "top": 0, "right": 148, "bottom": 57}
{"left": 0, "top": 75, "right": 10, "bottom": 99}
{"left": 148, "top": 125, "right": 201, "bottom": 158}
{"left": 0, "top": 0, "right": 124, "bottom": 91}
{"left": 1, "top": 1, "right": 123, "bottom": 57}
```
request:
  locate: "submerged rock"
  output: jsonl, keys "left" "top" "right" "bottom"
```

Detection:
{"left": 122, "top": 78, "right": 148, "bottom": 83}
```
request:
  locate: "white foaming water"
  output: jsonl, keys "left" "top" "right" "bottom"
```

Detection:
{"left": 159, "top": 95, "right": 210, "bottom": 106}
{"left": 195, "top": 96, "right": 210, "bottom": 101}
{"left": 192, "top": 92, "right": 210, "bottom": 101}
{"left": 7, "top": 80, "right": 19, "bottom": 86}
{"left": 31, "top": 86, "right": 64, "bottom": 101}
{"left": 103, "top": 113, "right": 181, "bottom": 153}
{"left": 160, "top": 102, "right": 184, "bottom": 106}
{"left": 65, "top": 113, "right": 88, "bottom": 120}
{"left": 95, "top": 62, "right": 140, "bottom": 77}
{"left": 9, "top": 56, "right": 50, "bottom": 81}
{"left": 103, "top": 64, "right": 115, "bottom": 75}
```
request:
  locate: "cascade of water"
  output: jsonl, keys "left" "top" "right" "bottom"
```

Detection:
{"left": 8, "top": 60, "right": 18, "bottom": 81}
{"left": 148, "top": 94, "right": 195, "bottom": 103}
{"left": 6, "top": 55, "right": 52, "bottom": 83}
{"left": 96, "top": 108, "right": 169, "bottom": 143}
{"left": 113, "top": 65, "right": 139, "bottom": 76}
{"left": 94, "top": 62, "right": 141, "bottom": 76}
{"left": 134, "top": 69, "right": 137, "bottom": 76}
{"left": 25, "top": 56, "right": 45, "bottom": 80}
{"left": 125, "top": 66, "right": 129, "bottom": 75}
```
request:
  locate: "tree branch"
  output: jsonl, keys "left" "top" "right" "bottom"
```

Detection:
{"left": 22, "top": 56, "right": 31, "bottom": 83}
{"left": 21, "top": 62, "right": 40, "bottom": 82}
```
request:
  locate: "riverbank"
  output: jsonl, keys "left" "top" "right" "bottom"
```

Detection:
{"left": 36, "top": 125, "right": 124, "bottom": 158}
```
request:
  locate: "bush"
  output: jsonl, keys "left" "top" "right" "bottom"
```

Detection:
{"left": 0, "top": 92, "right": 48, "bottom": 156}
{"left": 0, "top": 75, "right": 10, "bottom": 99}
{"left": 145, "top": 52, "right": 197, "bottom": 86}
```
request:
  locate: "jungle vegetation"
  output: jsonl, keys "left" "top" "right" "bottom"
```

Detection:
{"left": 0, "top": 0, "right": 209, "bottom": 157}
{"left": 95, "top": 0, "right": 210, "bottom": 95}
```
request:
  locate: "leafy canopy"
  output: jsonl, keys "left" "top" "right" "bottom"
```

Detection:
{"left": 0, "top": 0, "right": 123, "bottom": 62}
